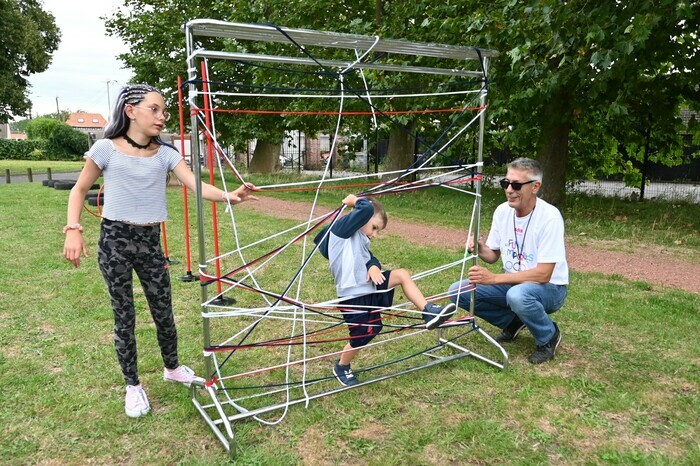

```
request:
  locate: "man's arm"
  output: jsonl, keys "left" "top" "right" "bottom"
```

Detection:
{"left": 468, "top": 262, "right": 555, "bottom": 285}
{"left": 468, "top": 234, "right": 501, "bottom": 264}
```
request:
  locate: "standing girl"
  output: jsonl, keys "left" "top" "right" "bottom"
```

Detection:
{"left": 62, "top": 84, "right": 258, "bottom": 417}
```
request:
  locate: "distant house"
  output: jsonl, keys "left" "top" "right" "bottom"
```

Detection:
{"left": 66, "top": 112, "right": 107, "bottom": 132}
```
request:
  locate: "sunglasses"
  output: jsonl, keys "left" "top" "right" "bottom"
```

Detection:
{"left": 500, "top": 179, "right": 536, "bottom": 191}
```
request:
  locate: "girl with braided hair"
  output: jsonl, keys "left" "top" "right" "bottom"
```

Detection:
{"left": 63, "top": 84, "right": 258, "bottom": 418}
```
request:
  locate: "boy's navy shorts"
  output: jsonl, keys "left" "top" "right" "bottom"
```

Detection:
{"left": 338, "top": 270, "right": 395, "bottom": 348}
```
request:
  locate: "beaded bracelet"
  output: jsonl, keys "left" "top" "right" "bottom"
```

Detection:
{"left": 62, "top": 224, "right": 84, "bottom": 234}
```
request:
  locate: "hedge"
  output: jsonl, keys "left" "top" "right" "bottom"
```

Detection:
{"left": 0, "top": 139, "right": 47, "bottom": 160}
{"left": 1, "top": 122, "right": 90, "bottom": 161}
{"left": 46, "top": 124, "right": 89, "bottom": 160}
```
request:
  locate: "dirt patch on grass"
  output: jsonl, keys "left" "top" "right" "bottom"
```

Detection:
{"left": 238, "top": 197, "right": 700, "bottom": 294}
{"left": 297, "top": 427, "right": 333, "bottom": 466}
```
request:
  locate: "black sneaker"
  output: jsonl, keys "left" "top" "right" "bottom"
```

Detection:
{"left": 528, "top": 323, "right": 561, "bottom": 364}
{"left": 333, "top": 360, "right": 359, "bottom": 386}
{"left": 495, "top": 317, "right": 527, "bottom": 343}
{"left": 423, "top": 303, "right": 457, "bottom": 330}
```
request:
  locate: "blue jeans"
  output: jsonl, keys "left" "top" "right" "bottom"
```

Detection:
{"left": 448, "top": 280, "right": 568, "bottom": 345}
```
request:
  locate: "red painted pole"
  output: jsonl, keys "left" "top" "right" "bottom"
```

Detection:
{"left": 201, "top": 61, "right": 224, "bottom": 297}
{"left": 176, "top": 76, "right": 196, "bottom": 280}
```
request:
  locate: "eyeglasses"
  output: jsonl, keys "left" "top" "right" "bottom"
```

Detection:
{"left": 132, "top": 105, "right": 170, "bottom": 121}
{"left": 500, "top": 179, "right": 536, "bottom": 191}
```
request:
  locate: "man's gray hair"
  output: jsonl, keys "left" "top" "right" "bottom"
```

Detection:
{"left": 508, "top": 157, "right": 543, "bottom": 181}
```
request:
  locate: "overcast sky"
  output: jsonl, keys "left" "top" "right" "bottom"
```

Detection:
{"left": 27, "top": 0, "right": 132, "bottom": 119}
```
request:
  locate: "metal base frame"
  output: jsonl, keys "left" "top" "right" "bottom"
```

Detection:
{"left": 190, "top": 318, "right": 508, "bottom": 456}
{"left": 182, "top": 19, "right": 501, "bottom": 457}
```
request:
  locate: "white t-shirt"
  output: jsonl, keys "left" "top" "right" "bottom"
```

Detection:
{"left": 86, "top": 139, "right": 183, "bottom": 224}
{"left": 485, "top": 198, "right": 569, "bottom": 285}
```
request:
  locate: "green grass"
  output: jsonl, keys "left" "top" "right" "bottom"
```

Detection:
{"left": 0, "top": 178, "right": 698, "bottom": 465}
{"left": 0, "top": 159, "right": 85, "bottom": 175}
{"left": 238, "top": 171, "right": 700, "bottom": 262}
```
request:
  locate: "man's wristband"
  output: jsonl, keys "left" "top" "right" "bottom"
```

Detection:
{"left": 63, "top": 224, "right": 83, "bottom": 234}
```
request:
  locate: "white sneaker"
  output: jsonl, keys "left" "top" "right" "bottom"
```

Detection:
{"left": 163, "top": 365, "right": 205, "bottom": 387}
{"left": 125, "top": 384, "right": 150, "bottom": 418}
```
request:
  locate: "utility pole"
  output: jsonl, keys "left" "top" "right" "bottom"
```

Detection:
{"left": 106, "top": 80, "right": 117, "bottom": 117}
{"left": 55, "top": 97, "right": 60, "bottom": 121}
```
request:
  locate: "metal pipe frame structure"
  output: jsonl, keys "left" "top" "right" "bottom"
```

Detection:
{"left": 183, "top": 19, "right": 502, "bottom": 457}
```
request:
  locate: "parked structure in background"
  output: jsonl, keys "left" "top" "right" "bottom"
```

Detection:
{"left": 0, "top": 123, "right": 28, "bottom": 140}
{"left": 65, "top": 112, "right": 107, "bottom": 133}
{"left": 65, "top": 112, "right": 107, "bottom": 148}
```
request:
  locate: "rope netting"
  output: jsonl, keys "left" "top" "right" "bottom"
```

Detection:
{"left": 182, "top": 26, "right": 493, "bottom": 425}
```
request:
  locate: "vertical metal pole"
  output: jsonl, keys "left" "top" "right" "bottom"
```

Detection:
{"left": 185, "top": 23, "right": 213, "bottom": 378}
{"left": 471, "top": 57, "right": 489, "bottom": 317}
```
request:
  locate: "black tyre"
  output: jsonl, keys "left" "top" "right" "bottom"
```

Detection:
{"left": 87, "top": 197, "right": 105, "bottom": 206}
{"left": 47, "top": 179, "right": 66, "bottom": 187}
{"left": 54, "top": 181, "right": 77, "bottom": 190}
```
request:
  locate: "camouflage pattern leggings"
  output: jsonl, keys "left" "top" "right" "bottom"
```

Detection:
{"left": 98, "top": 219, "right": 179, "bottom": 386}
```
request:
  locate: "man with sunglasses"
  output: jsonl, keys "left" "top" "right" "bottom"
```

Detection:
{"left": 448, "top": 158, "right": 568, "bottom": 364}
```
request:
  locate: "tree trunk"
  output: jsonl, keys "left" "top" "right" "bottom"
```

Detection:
{"left": 249, "top": 140, "right": 281, "bottom": 173}
{"left": 375, "top": 0, "right": 384, "bottom": 25}
{"left": 537, "top": 94, "right": 571, "bottom": 206}
{"left": 385, "top": 120, "right": 416, "bottom": 179}
{"left": 639, "top": 116, "right": 652, "bottom": 202}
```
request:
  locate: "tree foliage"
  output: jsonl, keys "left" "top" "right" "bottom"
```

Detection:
{"left": 0, "top": 0, "right": 61, "bottom": 123}
{"left": 429, "top": 0, "right": 699, "bottom": 204}
{"left": 46, "top": 123, "right": 89, "bottom": 160}
{"left": 26, "top": 116, "right": 62, "bottom": 140}
{"left": 105, "top": 1, "right": 699, "bottom": 189}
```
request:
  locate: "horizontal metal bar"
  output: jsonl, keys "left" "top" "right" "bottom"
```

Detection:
{"left": 218, "top": 350, "right": 473, "bottom": 422}
{"left": 192, "top": 49, "right": 485, "bottom": 77}
{"left": 186, "top": 19, "right": 499, "bottom": 60}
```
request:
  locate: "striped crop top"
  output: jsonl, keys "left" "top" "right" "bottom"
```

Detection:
{"left": 86, "top": 139, "right": 183, "bottom": 224}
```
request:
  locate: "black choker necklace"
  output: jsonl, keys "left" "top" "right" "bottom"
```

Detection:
{"left": 124, "top": 134, "right": 153, "bottom": 150}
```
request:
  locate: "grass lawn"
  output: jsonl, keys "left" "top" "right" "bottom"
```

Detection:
{"left": 0, "top": 160, "right": 85, "bottom": 175}
{"left": 0, "top": 176, "right": 698, "bottom": 465}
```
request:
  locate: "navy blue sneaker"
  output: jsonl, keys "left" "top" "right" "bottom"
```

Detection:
{"left": 423, "top": 302, "right": 457, "bottom": 330}
{"left": 528, "top": 322, "right": 562, "bottom": 364}
{"left": 495, "top": 317, "right": 526, "bottom": 343}
{"left": 333, "top": 360, "right": 359, "bottom": 386}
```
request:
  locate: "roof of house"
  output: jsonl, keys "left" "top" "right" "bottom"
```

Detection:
{"left": 65, "top": 112, "right": 107, "bottom": 128}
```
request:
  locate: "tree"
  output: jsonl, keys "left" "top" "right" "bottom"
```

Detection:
{"left": 446, "top": 1, "right": 699, "bottom": 204}
{"left": 104, "top": 1, "right": 700, "bottom": 187}
{"left": 104, "top": 1, "right": 442, "bottom": 174}
{"left": 0, "top": 0, "right": 61, "bottom": 123}
{"left": 26, "top": 116, "right": 62, "bottom": 140}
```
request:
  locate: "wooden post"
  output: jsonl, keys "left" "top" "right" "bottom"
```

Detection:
{"left": 47, "top": 168, "right": 52, "bottom": 180}
{"left": 27, "top": 168, "right": 33, "bottom": 182}
{"left": 5, "top": 169, "right": 10, "bottom": 184}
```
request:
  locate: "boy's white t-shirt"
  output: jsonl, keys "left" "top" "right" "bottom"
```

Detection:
{"left": 485, "top": 198, "right": 569, "bottom": 285}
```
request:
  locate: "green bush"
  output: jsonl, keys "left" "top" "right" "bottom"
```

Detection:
{"left": 45, "top": 123, "right": 89, "bottom": 160}
{"left": 26, "top": 117, "right": 62, "bottom": 140}
{"left": 0, "top": 139, "right": 47, "bottom": 160}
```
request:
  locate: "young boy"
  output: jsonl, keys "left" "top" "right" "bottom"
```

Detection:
{"left": 314, "top": 194, "right": 457, "bottom": 386}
